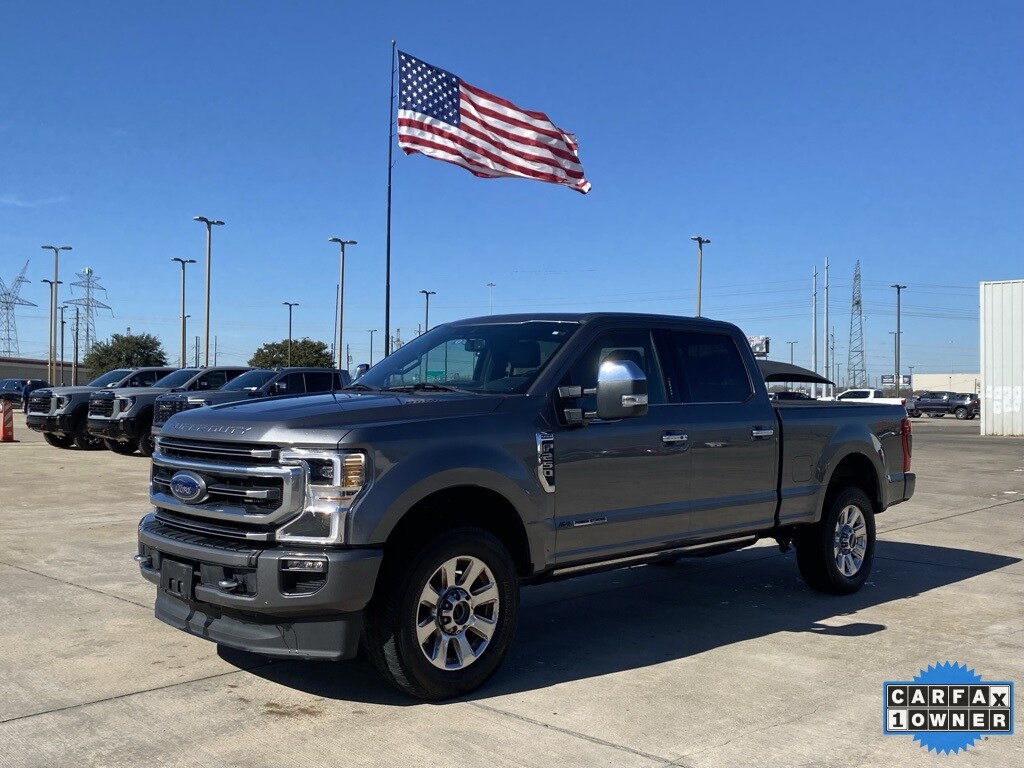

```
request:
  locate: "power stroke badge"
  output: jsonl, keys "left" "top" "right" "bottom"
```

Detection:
{"left": 883, "top": 662, "right": 1014, "bottom": 754}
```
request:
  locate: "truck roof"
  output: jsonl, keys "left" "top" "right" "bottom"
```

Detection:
{"left": 448, "top": 312, "right": 739, "bottom": 331}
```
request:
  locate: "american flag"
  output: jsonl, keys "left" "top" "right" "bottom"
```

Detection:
{"left": 397, "top": 51, "right": 591, "bottom": 194}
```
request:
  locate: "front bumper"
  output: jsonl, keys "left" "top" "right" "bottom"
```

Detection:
{"left": 137, "top": 513, "right": 382, "bottom": 660}
{"left": 27, "top": 413, "right": 73, "bottom": 434}
{"left": 87, "top": 416, "right": 138, "bottom": 441}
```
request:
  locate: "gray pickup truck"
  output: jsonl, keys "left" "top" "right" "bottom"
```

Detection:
{"left": 88, "top": 367, "right": 248, "bottom": 456}
{"left": 27, "top": 367, "right": 176, "bottom": 449}
{"left": 136, "top": 313, "right": 915, "bottom": 699}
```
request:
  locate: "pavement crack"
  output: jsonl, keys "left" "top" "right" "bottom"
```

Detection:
{"left": 469, "top": 701, "right": 682, "bottom": 765}
{"left": 671, "top": 702, "right": 824, "bottom": 761}
{"left": 879, "top": 497, "right": 1022, "bottom": 535}
{"left": 0, "top": 559, "right": 150, "bottom": 610}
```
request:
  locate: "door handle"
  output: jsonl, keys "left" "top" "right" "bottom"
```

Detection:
{"left": 662, "top": 433, "right": 688, "bottom": 445}
{"left": 751, "top": 428, "right": 775, "bottom": 440}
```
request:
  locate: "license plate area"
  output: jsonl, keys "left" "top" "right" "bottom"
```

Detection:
{"left": 160, "top": 558, "right": 196, "bottom": 600}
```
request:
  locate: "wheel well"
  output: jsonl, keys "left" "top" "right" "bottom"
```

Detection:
{"left": 383, "top": 485, "right": 532, "bottom": 576}
{"left": 826, "top": 453, "right": 881, "bottom": 514}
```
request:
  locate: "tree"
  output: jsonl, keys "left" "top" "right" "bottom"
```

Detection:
{"left": 249, "top": 337, "right": 333, "bottom": 368}
{"left": 83, "top": 332, "right": 168, "bottom": 374}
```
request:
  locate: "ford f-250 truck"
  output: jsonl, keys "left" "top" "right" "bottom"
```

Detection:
{"left": 136, "top": 313, "right": 915, "bottom": 699}
{"left": 27, "top": 367, "right": 176, "bottom": 449}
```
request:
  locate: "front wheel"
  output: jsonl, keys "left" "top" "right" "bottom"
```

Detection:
{"left": 909, "top": 410, "right": 921, "bottom": 418}
{"left": 103, "top": 438, "right": 137, "bottom": 455}
{"left": 363, "top": 528, "right": 519, "bottom": 700}
{"left": 795, "top": 487, "right": 876, "bottom": 595}
{"left": 43, "top": 432, "right": 74, "bottom": 449}
{"left": 137, "top": 417, "right": 155, "bottom": 456}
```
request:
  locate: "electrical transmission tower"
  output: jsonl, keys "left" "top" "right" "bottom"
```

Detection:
{"left": 0, "top": 261, "right": 37, "bottom": 357}
{"left": 65, "top": 267, "right": 112, "bottom": 357}
{"left": 847, "top": 261, "right": 868, "bottom": 388}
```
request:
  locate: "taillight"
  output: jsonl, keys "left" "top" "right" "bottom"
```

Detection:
{"left": 901, "top": 417, "right": 912, "bottom": 473}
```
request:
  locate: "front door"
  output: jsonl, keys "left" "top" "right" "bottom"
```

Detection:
{"left": 552, "top": 329, "right": 691, "bottom": 564}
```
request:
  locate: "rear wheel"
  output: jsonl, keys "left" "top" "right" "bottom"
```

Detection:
{"left": 363, "top": 527, "right": 519, "bottom": 700}
{"left": 796, "top": 487, "right": 875, "bottom": 595}
{"left": 43, "top": 432, "right": 74, "bottom": 449}
{"left": 103, "top": 439, "right": 137, "bottom": 455}
{"left": 954, "top": 407, "right": 968, "bottom": 420}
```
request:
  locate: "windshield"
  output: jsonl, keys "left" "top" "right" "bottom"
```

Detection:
{"left": 152, "top": 369, "right": 200, "bottom": 388}
{"left": 221, "top": 370, "right": 278, "bottom": 391}
{"left": 88, "top": 369, "right": 133, "bottom": 387}
{"left": 354, "top": 320, "right": 579, "bottom": 394}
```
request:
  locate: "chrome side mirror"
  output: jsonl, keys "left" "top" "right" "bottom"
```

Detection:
{"left": 595, "top": 359, "right": 648, "bottom": 420}
{"left": 354, "top": 363, "right": 370, "bottom": 379}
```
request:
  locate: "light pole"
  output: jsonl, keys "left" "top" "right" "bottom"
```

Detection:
{"left": 171, "top": 258, "right": 196, "bottom": 367}
{"left": 59, "top": 305, "right": 66, "bottom": 385}
{"left": 40, "top": 278, "right": 62, "bottom": 382}
{"left": 419, "top": 289, "right": 436, "bottom": 332}
{"left": 486, "top": 282, "right": 496, "bottom": 314}
{"left": 283, "top": 302, "right": 299, "bottom": 365}
{"left": 328, "top": 237, "right": 357, "bottom": 371}
{"left": 193, "top": 216, "right": 224, "bottom": 367}
{"left": 891, "top": 284, "right": 906, "bottom": 399}
{"left": 41, "top": 245, "right": 71, "bottom": 383}
{"left": 786, "top": 340, "right": 798, "bottom": 364}
{"left": 690, "top": 236, "right": 710, "bottom": 316}
{"left": 368, "top": 329, "right": 377, "bottom": 367}
{"left": 908, "top": 365, "right": 914, "bottom": 392}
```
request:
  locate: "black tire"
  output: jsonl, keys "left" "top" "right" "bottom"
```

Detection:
{"left": 137, "top": 416, "right": 155, "bottom": 456}
{"left": 363, "top": 527, "right": 519, "bottom": 700}
{"left": 70, "top": 412, "right": 105, "bottom": 450}
{"left": 103, "top": 438, "right": 137, "bottom": 455}
{"left": 910, "top": 410, "right": 921, "bottom": 418}
{"left": 795, "top": 486, "right": 875, "bottom": 595}
{"left": 954, "top": 407, "right": 968, "bottom": 420}
{"left": 43, "top": 432, "right": 74, "bottom": 449}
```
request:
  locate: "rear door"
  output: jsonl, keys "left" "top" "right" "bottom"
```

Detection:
{"left": 303, "top": 370, "right": 337, "bottom": 393}
{"left": 661, "top": 327, "right": 779, "bottom": 538}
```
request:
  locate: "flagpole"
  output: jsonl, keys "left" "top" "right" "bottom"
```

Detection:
{"left": 384, "top": 39, "right": 396, "bottom": 357}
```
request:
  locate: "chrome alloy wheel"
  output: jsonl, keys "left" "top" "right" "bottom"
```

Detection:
{"left": 416, "top": 555, "right": 500, "bottom": 670}
{"left": 833, "top": 504, "right": 868, "bottom": 577}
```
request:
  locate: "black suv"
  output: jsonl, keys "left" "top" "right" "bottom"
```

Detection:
{"left": 907, "top": 391, "right": 979, "bottom": 420}
{"left": 152, "top": 367, "right": 350, "bottom": 429}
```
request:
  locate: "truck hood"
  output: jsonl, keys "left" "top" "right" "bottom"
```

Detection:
{"left": 174, "top": 389, "right": 262, "bottom": 405}
{"left": 158, "top": 391, "right": 505, "bottom": 445}
{"left": 101, "top": 386, "right": 177, "bottom": 397}
{"left": 36, "top": 385, "right": 121, "bottom": 397}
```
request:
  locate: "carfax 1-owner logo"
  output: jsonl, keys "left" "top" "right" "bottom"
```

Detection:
{"left": 884, "top": 662, "right": 1014, "bottom": 754}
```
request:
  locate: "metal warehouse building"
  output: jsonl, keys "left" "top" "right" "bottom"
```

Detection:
{"left": 980, "top": 280, "right": 1024, "bottom": 436}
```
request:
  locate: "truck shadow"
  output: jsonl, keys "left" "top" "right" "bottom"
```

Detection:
{"left": 221, "top": 540, "right": 1018, "bottom": 706}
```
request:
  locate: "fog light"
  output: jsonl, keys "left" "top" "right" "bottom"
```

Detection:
{"left": 281, "top": 558, "right": 327, "bottom": 573}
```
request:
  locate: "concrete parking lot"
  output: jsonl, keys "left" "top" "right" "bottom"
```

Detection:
{"left": 0, "top": 416, "right": 1021, "bottom": 767}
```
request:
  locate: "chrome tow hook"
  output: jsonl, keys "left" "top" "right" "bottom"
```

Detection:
{"left": 217, "top": 578, "right": 241, "bottom": 592}
{"left": 133, "top": 554, "right": 152, "bottom": 567}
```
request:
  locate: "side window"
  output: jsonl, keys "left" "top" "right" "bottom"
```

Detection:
{"left": 194, "top": 371, "right": 228, "bottom": 391}
{"left": 278, "top": 372, "right": 306, "bottom": 395}
{"left": 224, "top": 369, "right": 246, "bottom": 384}
{"left": 560, "top": 330, "right": 667, "bottom": 409}
{"left": 668, "top": 331, "right": 752, "bottom": 403}
{"left": 304, "top": 371, "right": 335, "bottom": 392}
{"left": 874, "top": 390, "right": 884, "bottom": 398}
{"left": 128, "top": 371, "right": 159, "bottom": 387}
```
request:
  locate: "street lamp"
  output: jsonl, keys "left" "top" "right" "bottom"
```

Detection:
{"left": 368, "top": 329, "right": 377, "bottom": 367}
{"left": 690, "top": 236, "right": 710, "bottom": 317}
{"left": 171, "top": 258, "right": 197, "bottom": 367}
{"left": 891, "top": 284, "right": 906, "bottom": 398}
{"left": 328, "top": 237, "right": 357, "bottom": 371}
{"left": 486, "top": 282, "right": 496, "bottom": 314}
{"left": 41, "top": 244, "right": 71, "bottom": 382}
{"left": 283, "top": 302, "right": 299, "bottom": 366}
{"left": 193, "top": 216, "right": 224, "bottom": 367}
{"left": 786, "top": 340, "right": 798, "bottom": 364}
{"left": 419, "top": 289, "right": 436, "bottom": 332}
{"left": 40, "top": 278, "right": 62, "bottom": 382}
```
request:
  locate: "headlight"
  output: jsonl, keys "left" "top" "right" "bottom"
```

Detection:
{"left": 55, "top": 395, "right": 69, "bottom": 409}
{"left": 116, "top": 395, "right": 137, "bottom": 414}
{"left": 277, "top": 450, "right": 369, "bottom": 544}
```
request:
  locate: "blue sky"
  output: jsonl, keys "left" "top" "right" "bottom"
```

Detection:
{"left": 2, "top": 1, "right": 1021, "bottom": 381}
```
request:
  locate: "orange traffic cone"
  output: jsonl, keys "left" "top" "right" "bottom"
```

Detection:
{"left": 0, "top": 400, "right": 14, "bottom": 442}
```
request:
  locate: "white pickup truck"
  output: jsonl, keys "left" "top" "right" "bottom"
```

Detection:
{"left": 823, "top": 388, "right": 907, "bottom": 408}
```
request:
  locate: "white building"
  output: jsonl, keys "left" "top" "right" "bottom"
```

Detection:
{"left": 980, "top": 280, "right": 1024, "bottom": 436}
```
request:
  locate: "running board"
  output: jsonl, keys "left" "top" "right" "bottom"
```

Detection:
{"left": 532, "top": 535, "right": 760, "bottom": 584}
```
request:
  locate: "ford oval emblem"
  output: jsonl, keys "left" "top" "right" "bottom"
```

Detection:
{"left": 169, "top": 470, "right": 207, "bottom": 503}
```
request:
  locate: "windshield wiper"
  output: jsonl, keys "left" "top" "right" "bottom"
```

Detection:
{"left": 382, "top": 383, "right": 475, "bottom": 394}
{"left": 342, "top": 382, "right": 379, "bottom": 392}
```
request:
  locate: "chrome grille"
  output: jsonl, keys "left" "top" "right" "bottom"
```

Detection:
{"left": 89, "top": 395, "right": 114, "bottom": 417}
{"left": 150, "top": 437, "right": 304, "bottom": 529}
